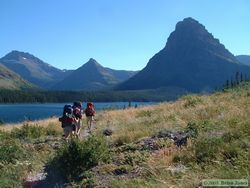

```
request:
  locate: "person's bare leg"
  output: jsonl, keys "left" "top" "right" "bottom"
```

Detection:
{"left": 64, "top": 131, "right": 70, "bottom": 142}
{"left": 76, "top": 126, "right": 81, "bottom": 138}
{"left": 87, "top": 118, "right": 92, "bottom": 133}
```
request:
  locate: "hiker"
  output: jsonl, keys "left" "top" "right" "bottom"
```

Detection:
{"left": 84, "top": 102, "right": 95, "bottom": 131}
{"left": 59, "top": 102, "right": 83, "bottom": 141}
{"left": 59, "top": 104, "right": 76, "bottom": 141}
{"left": 72, "top": 101, "right": 83, "bottom": 138}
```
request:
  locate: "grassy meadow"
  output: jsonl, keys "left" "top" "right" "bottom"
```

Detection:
{"left": 0, "top": 82, "right": 249, "bottom": 187}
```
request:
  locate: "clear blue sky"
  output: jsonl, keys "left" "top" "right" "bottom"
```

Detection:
{"left": 0, "top": 0, "right": 249, "bottom": 70}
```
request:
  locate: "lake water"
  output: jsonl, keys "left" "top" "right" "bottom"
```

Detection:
{"left": 0, "top": 102, "right": 155, "bottom": 124}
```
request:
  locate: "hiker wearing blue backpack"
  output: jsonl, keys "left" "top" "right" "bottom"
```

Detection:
{"left": 59, "top": 104, "right": 76, "bottom": 141}
{"left": 59, "top": 102, "right": 83, "bottom": 141}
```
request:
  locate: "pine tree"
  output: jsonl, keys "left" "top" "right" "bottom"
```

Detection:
{"left": 231, "top": 77, "right": 234, "bottom": 88}
{"left": 226, "top": 80, "right": 229, "bottom": 89}
{"left": 235, "top": 71, "right": 240, "bottom": 85}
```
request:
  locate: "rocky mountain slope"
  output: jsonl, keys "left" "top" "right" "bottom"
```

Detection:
{"left": 0, "top": 63, "right": 34, "bottom": 90}
{"left": 0, "top": 51, "right": 71, "bottom": 89}
{"left": 116, "top": 17, "right": 250, "bottom": 92}
{"left": 53, "top": 58, "right": 137, "bottom": 91}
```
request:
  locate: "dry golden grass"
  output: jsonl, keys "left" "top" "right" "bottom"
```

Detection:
{"left": 1, "top": 83, "right": 249, "bottom": 187}
{"left": 0, "top": 117, "right": 62, "bottom": 132}
{"left": 92, "top": 89, "right": 250, "bottom": 147}
{"left": 3, "top": 87, "right": 248, "bottom": 137}
{"left": 93, "top": 85, "right": 250, "bottom": 187}
{"left": 2, "top": 85, "right": 249, "bottom": 147}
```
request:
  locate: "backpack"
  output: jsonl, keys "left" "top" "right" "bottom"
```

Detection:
{"left": 73, "top": 101, "right": 82, "bottom": 119}
{"left": 63, "top": 104, "right": 73, "bottom": 116}
{"left": 73, "top": 107, "right": 82, "bottom": 119}
{"left": 59, "top": 104, "right": 74, "bottom": 128}
{"left": 73, "top": 101, "right": 82, "bottom": 109}
{"left": 85, "top": 103, "right": 95, "bottom": 116}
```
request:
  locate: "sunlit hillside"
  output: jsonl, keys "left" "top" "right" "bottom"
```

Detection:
{"left": 0, "top": 81, "right": 249, "bottom": 187}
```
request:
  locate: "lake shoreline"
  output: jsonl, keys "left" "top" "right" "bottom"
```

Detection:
{"left": 0, "top": 102, "right": 157, "bottom": 125}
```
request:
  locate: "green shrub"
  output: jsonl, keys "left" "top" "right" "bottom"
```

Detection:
{"left": 11, "top": 123, "right": 61, "bottom": 140}
{"left": 0, "top": 130, "right": 11, "bottom": 141}
{"left": 80, "top": 171, "right": 96, "bottom": 187}
{"left": 182, "top": 95, "right": 203, "bottom": 108}
{"left": 0, "top": 138, "right": 28, "bottom": 163}
{"left": 0, "top": 165, "right": 24, "bottom": 188}
{"left": 136, "top": 110, "right": 153, "bottom": 118}
{"left": 118, "top": 143, "right": 138, "bottom": 152}
{"left": 45, "top": 123, "right": 61, "bottom": 136}
{"left": 172, "top": 151, "right": 195, "bottom": 164}
{"left": 185, "top": 121, "right": 199, "bottom": 138}
{"left": 222, "top": 132, "right": 241, "bottom": 143}
{"left": 11, "top": 124, "right": 46, "bottom": 140}
{"left": 194, "top": 137, "right": 223, "bottom": 164}
{"left": 185, "top": 120, "right": 217, "bottom": 137}
{"left": 123, "top": 151, "right": 147, "bottom": 166}
{"left": 222, "top": 145, "right": 239, "bottom": 161}
{"left": 48, "top": 135, "right": 111, "bottom": 181}
{"left": 114, "top": 135, "right": 131, "bottom": 146}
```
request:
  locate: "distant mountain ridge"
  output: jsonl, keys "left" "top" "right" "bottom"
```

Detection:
{"left": 53, "top": 58, "right": 138, "bottom": 90}
{"left": 0, "top": 51, "right": 71, "bottom": 88}
{"left": 236, "top": 55, "right": 250, "bottom": 66}
{"left": 0, "top": 63, "right": 34, "bottom": 90}
{"left": 116, "top": 17, "right": 250, "bottom": 92}
{"left": 1, "top": 18, "right": 250, "bottom": 92}
{"left": 0, "top": 51, "right": 138, "bottom": 91}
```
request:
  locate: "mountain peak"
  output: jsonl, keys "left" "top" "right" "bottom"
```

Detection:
{"left": 117, "top": 18, "right": 250, "bottom": 92}
{"left": 176, "top": 17, "right": 205, "bottom": 29}
{"left": 172, "top": 17, "right": 208, "bottom": 39}
{"left": 3, "top": 50, "right": 35, "bottom": 61}
{"left": 85, "top": 58, "right": 102, "bottom": 68}
{"left": 164, "top": 17, "right": 235, "bottom": 61}
{"left": 177, "top": 17, "right": 201, "bottom": 26}
{"left": 88, "top": 58, "right": 97, "bottom": 62}
{"left": 53, "top": 58, "right": 137, "bottom": 91}
{"left": 0, "top": 50, "right": 68, "bottom": 88}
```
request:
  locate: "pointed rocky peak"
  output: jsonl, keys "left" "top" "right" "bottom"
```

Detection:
{"left": 86, "top": 58, "right": 101, "bottom": 66}
{"left": 116, "top": 17, "right": 249, "bottom": 92}
{"left": 88, "top": 58, "right": 98, "bottom": 63}
{"left": 167, "top": 17, "right": 213, "bottom": 45}
{"left": 175, "top": 17, "right": 206, "bottom": 32}
{"left": 81, "top": 58, "right": 103, "bottom": 70}
{"left": 164, "top": 17, "right": 236, "bottom": 62}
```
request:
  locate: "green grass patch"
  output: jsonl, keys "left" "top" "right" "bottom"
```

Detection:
{"left": 10, "top": 123, "right": 61, "bottom": 140}
{"left": 182, "top": 95, "right": 203, "bottom": 108}
{"left": 47, "top": 135, "right": 111, "bottom": 182}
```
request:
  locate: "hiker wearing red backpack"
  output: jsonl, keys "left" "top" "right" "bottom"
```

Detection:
{"left": 84, "top": 102, "right": 95, "bottom": 131}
